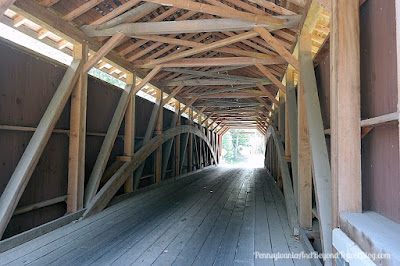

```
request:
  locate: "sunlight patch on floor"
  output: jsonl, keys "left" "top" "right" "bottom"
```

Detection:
{"left": 219, "top": 154, "right": 265, "bottom": 169}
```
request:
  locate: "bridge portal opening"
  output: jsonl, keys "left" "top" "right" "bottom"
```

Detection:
{"left": 220, "top": 129, "right": 265, "bottom": 168}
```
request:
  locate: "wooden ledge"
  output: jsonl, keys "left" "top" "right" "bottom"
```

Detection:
{"left": 339, "top": 212, "right": 400, "bottom": 265}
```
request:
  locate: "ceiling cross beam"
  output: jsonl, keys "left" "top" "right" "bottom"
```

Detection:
{"left": 167, "top": 78, "right": 271, "bottom": 87}
{"left": 142, "top": 0, "right": 292, "bottom": 25}
{"left": 81, "top": 17, "right": 301, "bottom": 37}
{"left": 142, "top": 31, "right": 259, "bottom": 67}
{"left": 254, "top": 26, "right": 300, "bottom": 70}
{"left": 134, "top": 57, "right": 286, "bottom": 68}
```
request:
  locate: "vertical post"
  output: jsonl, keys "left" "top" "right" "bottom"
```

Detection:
{"left": 188, "top": 108, "right": 194, "bottom": 172}
{"left": 331, "top": 0, "right": 362, "bottom": 227}
{"left": 286, "top": 68, "right": 299, "bottom": 205}
{"left": 204, "top": 120, "right": 209, "bottom": 166}
{"left": 67, "top": 44, "right": 88, "bottom": 214}
{"left": 297, "top": 74, "right": 312, "bottom": 228}
{"left": 174, "top": 102, "right": 181, "bottom": 176}
{"left": 218, "top": 134, "right": 222, "bottom": 162}
{"left": 279, "top": 91, "right": 286, "bottom": 143}
{"left": 154, "top": 89, "right": 163, "bottom": 183}
{"left": 197, "top": 116, "right": 203, "bottom": 168}
{"left": 285, "top": 100, "right": 291, "bottom": 156}
{"left": 123, "top": 73, "right": 135, "bottom": 193}
{"left": 300, "top": 34, "right": 332, "bottom": 262}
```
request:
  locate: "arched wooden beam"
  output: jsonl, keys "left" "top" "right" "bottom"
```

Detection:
{"left": 83, "top": 125, "right": 217, "bottom": 218}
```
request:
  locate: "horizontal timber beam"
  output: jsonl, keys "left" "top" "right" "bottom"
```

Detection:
{"left": 81, "top": 15, "right": 301, "bottom": 38}
{"left": 188, "top": 84, "right": 265, "bottom": 97}
{"left": 135, "top": 57, "right": 286, "bottom": 68}
{"left": 131, "top": 35, "right": 276, "bottom": 60}
{"left": 82, "top": 17, "right": 301, "bottom": 37}
{"left": 142, "top": 0, "right": 299, "bottom": 25}
{"left": 164, "top": 68, "right": 270, "bottom": 82}
{"left": 192, "top": 92, "right": 265, "bottom": 99}
{"left": 167, "top": 79, "right": 271, "bottom": 87}
{"left": 143, "top": 31, "right": 259, "bottom": 67}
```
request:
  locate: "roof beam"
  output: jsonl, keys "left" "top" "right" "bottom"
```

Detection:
{"left": 256, "top": 64, "right": 287, "bottom": 93}
{"left": 132, "top": 66, "right": 162, "bottom": 94}
{"left": 247, "top": 0, "right": 296, "bottom": 15}
{"left": 143, "top": 31, "right": 259, "bottom": 66}
{"left": 179, "top": 97, "right": 198, "bottom": 115}
{"left": 0, "top": 0, "right": 16, "bottom": 15}
{"left": 81, "top": 17, "right": 301, "bottom": 37}
{"left": 92, "top": 1, "right": 155, "bottom": 27}
{"left": 164, "top": 68, "right": 270, "bottom": 82}
{"left": 254, "top": 26, "right": 300, "bottom": 70}
{"left": 162, "top": 86, "right": 183, "bottom": 106}
{"left": 167, "top": 78, "right": 271, "bottom": 87}
{"left": 194, "top": 102, "right": 258, "bottom": 107}
{"left": 63, "top": 0, "right": 104, "bottom": 21}
{"left": 131, "top": 35, "right": 275, "bottom": 60}
{"left": 194, "top": 92, "right": 265, "bottom": 99}
{"left": 37, "top": 0, "right": 61, "bottom": 7}
{"left": 188, "top": 84, "right": 263, "bottom": 97}
{"left": 257, "top": 96, "right": 274, "bottom": 112}
{"left": 83, "top": 33, "right": 125, "bottom": 73}
{"left": 142, "top": 0, "right": 293, "bottom": 25}
{"left": 9, "top": 0, "right": 200, "bottom": 115}
{"left": 193, "top": 107, "right": 207, "bottom": 121}
{"left": 135, "top": 57, "right": 286, "bottom": 68}
{"left": 201, "top": 113, "right": 215, "bottom": 125}
{"left": 256, "top": 83, "right": 279, "bottom": 105}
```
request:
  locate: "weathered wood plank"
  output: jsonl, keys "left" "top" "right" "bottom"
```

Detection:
{"left": 299, "top": 34, "right": 332, "bottom": 263}
{"left": 0, "top": 173, "right": 202, "bottom": 263}
{"left": 330, "top": 0, "right": 361, "bottom": 229}
{"left": 297, "top": 74, "right": 312, "bottom": 228}
{"left": 0, "top": 168, "right": 312, "bottom": 265}
{"left": 285, "top": 68, "right": 299, "bottom": 209}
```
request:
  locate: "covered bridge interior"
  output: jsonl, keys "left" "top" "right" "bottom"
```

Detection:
{"left": 0, "top": 0, "right": 399, "bottom": 265}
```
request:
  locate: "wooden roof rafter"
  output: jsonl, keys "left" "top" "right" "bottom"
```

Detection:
{"left": 1, "top": 0, "right": 330, "bottom": 129}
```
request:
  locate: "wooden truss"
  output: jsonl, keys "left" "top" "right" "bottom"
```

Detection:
{"left": 0, "top": 2, "right": 349, "bottom": 262}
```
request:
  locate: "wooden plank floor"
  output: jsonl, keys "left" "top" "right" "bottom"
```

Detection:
{"left": 0, "top": 167, "right": 312, "bottom": 266}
